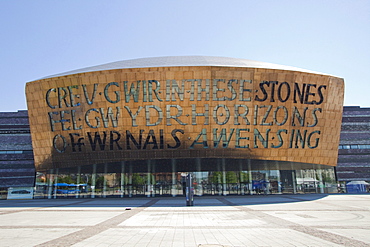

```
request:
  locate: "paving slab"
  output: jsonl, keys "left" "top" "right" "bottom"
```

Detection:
{"left": 0, "top": 228, "right": 81, "bottom": 246}
{"left": 0, "top": 194, "right": 369, "bottom": 247}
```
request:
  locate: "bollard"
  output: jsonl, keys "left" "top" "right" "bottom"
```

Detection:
{"left": 186, "top": 173, "right": 194, "bottom": 206}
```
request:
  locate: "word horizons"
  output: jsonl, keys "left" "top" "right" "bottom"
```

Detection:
{"left": 48, "top": 105, "right": 322, "bottom": 131}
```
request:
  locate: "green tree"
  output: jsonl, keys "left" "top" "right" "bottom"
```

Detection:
{"left": 226, "top": 171, "right": 238, "bottom": 183}
{"left": 95, "top": 176, "right": 105, "bottom": 188}
{"left": 58, "top": 175, "right": 74, "bottom": 184}
{"left": 132, "top": 174, "right": 146, "bottom": 185}
{"left": 210, "top": 172, "right": 222, "bottom": 184}
{"left": 239, "top": 172, "right": 250, "bottom": 183}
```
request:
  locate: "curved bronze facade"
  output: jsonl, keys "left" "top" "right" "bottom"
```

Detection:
{"left": 26, "top": 58, "right": 344, "bottom": 174}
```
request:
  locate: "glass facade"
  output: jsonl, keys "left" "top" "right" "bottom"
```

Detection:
{"left": 35, "top": 158, "right": 337, "bottom": 199}
{"left": 0, "top": 110, "right": 35, "bottom": 199}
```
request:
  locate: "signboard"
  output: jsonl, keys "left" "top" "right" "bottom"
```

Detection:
{"left": 7, "top": 187, "right": 34, "bottom": 200}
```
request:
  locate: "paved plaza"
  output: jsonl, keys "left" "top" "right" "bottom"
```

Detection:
{"left": 0, "top": 194, "right": 369, "bottom": 247}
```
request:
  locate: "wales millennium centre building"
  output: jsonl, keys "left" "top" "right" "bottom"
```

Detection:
{"left": 25, "top": 56, "right": 345, "bottom": 198}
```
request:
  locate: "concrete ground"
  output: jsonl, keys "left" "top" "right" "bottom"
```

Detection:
{"left": 0, "top": 194, "right": 369, "bottom": 247}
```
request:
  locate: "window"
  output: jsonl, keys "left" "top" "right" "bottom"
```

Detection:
{"left": 0, "top": 150, "right": 33, "bottom": 154}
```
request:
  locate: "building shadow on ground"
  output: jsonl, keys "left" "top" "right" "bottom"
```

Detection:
{"left": 0, "top": 193, "right": 342, "bottom": 208}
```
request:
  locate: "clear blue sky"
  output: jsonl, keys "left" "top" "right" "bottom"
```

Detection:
{"left": 1, "top": 0, "right": 369, "bottom": 111}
